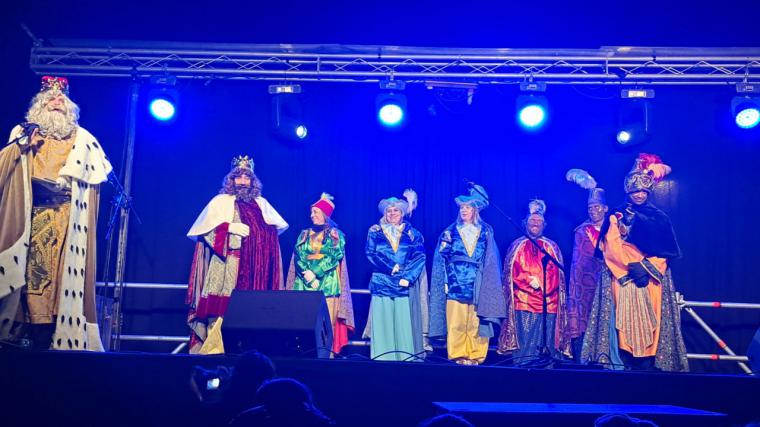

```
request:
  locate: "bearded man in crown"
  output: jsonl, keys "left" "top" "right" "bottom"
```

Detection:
{"left": 0, "top": 76, "right": 112, "bottom": 351}
{"left": 186, "top": 155, "right": 288, "bottom": 354}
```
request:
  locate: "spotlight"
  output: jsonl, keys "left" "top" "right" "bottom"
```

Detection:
{"left": 616, "top": 89, "right": 653, "bottom": 146}
{"left": 376, "top": 80, "right": 407, "bottom": 128}
{"left": 732, "top": 95, "right": 760, "bottom": 129}
{"left": 516, "top": 81, "right": 548, "bottom": 131}
{"left": 517, "top": 101, "right": 547, "bottom": 129}
{"left": 377, "top": 96, "right": 406, "bottom": 127}
{"left": 149, "top": 98, "right": 176, "bottom": 121}
{"left": 731, "top": 83, "right": 760, "bottom": 129}
{"left": 616, "top": 130, "right": 632, "bottom": 144}
{"left": 734, "top": 101, "right": 760, "bottom": 129}
{"left": 271, "top": 88, "right": 308, "bottom": 142}
{"left": 147, "top": 75, "right": 179, "bottom": 122}
{"left": 295, "top": 125, "right": 308, "bottom": 139}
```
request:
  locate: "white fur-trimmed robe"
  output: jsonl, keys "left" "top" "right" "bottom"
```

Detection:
{"left": 0, "top": 125, "right": 112, "bottom": 351}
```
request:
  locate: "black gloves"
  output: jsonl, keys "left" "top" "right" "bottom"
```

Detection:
{"left": 627, "top": 262, "right": 650, "bottom": 288}
{"left": 620, "top": 205, "right": 636, "bottom": 227}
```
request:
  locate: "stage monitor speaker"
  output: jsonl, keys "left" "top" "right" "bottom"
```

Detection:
{"left": 747, "top": 326, "right": 760, "bottom": 373}
{"left": 221, "top": 290, "right": 333, "bottom": 359}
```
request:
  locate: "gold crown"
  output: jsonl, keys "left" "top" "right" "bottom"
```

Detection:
{"left": 231, "top": 155, "right": 254, "bottom": 172}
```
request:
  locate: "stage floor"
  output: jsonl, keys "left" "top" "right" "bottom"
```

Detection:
{"left": 2, "top": 349, "right": 758, "bottom": 427}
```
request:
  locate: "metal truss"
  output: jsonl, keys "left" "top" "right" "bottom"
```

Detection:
{"left": 30, "top": 41, "right": 760, "bottom": 86}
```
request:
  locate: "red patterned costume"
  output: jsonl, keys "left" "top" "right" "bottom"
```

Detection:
{"left": 186, "top": 155, "right": 287, "bottom": 353}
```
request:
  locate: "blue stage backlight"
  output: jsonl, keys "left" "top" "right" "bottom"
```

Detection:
{"left": 735, "top": 106, "right": 760, "bottom": 129}
{"left": 376, "top": 92, "right": 407, "bottom": 128}
{"left": 518, "top": 104, "right": 546, "bottom": 129}
{"left": 731, "top": 96, "right": 760, "bottom": 129}
{"left": 515, "top": 94, "right": 548, "bottom": 131}
{"left": 295, "top": 125, "right": 308, "bottom": 139}
{"left": 149, "top": 98, "right": 176, "bottom": 121}
{"left": 616, "top": 130, "right": 632, "bottom": 144}
{"left": 378, "top": 103, "right": 405, "bottom": 127}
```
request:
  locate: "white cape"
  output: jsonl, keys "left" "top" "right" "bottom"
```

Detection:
{"left": 187, "top": 194, "right": 288, "bottom": 238}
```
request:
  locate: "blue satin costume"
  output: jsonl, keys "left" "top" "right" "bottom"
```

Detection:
{"left": 365, "top": 221, "right": 426, "bottom": 361}
{"left": 438, "top": 223, "right": 488, "bottom": 303}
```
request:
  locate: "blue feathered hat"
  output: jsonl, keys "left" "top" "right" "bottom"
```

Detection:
{"left": 455, "top": 185, "right": 489, "bottom": 210}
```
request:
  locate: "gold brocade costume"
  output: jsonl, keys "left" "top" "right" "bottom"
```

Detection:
{"left": 1, "top": 115, "right": 112, "bottom": 352}
{"left": 25, "top": 134, "right": 74, "bottom": 324}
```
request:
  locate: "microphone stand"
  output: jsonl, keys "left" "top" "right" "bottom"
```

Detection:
{"left": 466, "top": 182, "right": 565, "bottom": 368}
{"left": 98, "top": 171, "right": 141, "bottom": 349}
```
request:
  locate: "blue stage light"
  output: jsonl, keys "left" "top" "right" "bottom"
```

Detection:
{"left": 378, "top": 104, "right": 404, "bottom": 126}
{"left": 271, "top": 93, "right": 308, "bottom": 142}
{"left": 518, "top": 104, "right": 546, "bottom": 129}
{"left": 376, "top": 93, "right": 407, "bottom": 128}
{"left": 515, "top": 94, "right": 548, "bottom": 130}
{"left": 147, "top": 75, "right": 179, "bottom": 123}
{"left": 616, "top": 130, "right": 632, "bottom": 144}
{"left": 616, "top": 99, "right": 651, "bottom": 147}
{"left": 733, "top": 99, "right": 760, "bottom": 129}
{"left": 295, "top": 125, "right": 308, "bottom": 139}
{"left": 149, "top": 98, "right": 176, "bottom": 121}
{"left": 736, "top": 107, "right": 760, "bottom": 129}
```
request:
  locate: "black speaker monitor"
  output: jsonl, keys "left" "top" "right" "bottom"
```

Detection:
{"left": 221, "top": 290, "right": 333, "bottom": 359}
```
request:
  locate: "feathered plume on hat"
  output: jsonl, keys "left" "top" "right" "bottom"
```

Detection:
{"left": 566, "top": 168, "right": 607, "bottom": 206}
{"left": 403, "top": 188, "right": 418, "bottom": 217}
{"left": 625, "top": 153, "right": 672, "bottom": 193}
{"left": 454, "top": 185, "right": 489, "bottom": 210}
{"left": 565, "top": 169, "right": 597, "bottom": 190}
{"left": 636, "top": 153, "right": 672, "bottom": 181}
{"left": 378, "top": 189, "right": 417, "bottom": 216}
{"left": 528, "top": 199, "right": 547, "bottom": 218}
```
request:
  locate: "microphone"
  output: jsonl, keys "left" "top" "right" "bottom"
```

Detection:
{"left": 7, "top": 123, "right": 40, "bottom": 147}
{"left": 21, "top": 122, "right": 40, "bottom": 136}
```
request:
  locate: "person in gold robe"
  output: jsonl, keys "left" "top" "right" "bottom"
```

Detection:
{"left": 0, "top": 76, "right": 112, "bottom": 351}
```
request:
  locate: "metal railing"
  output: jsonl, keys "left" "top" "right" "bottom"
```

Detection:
{"left": 97, "top": 282, "right": 372, "bottom": 352}
{"left": 677, "top": 293, "right": 759, "bottom": 374}
{"left": 100, "top": 283, "right": 759, "bottom": 374}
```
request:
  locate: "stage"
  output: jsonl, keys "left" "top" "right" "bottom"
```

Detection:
{"left": 2, "top": 6, "right": 760, "bottom": 427}
{"left": 2, "top": 349, "right": 758, "bottom": 427}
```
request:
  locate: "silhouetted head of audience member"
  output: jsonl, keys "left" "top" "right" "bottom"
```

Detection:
{"left": 595, "top": 413, "right": 659, "bottom": 427}
{"left": 418, "top": 413, "right": 475, "bottom": 427}
{"left": 224, "top": 350, "right": 277, "bottom": 413}
{"left": 229, "top": 377, "right": 334, "bottom": 427}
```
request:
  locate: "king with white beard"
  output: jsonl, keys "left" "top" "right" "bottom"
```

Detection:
{"left": 0, "top": 76, "right": 112, "bottom": 351}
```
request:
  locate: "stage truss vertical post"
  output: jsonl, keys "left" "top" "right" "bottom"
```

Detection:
{"left": 110, "top": 78, "right": 140, "bottom": 351}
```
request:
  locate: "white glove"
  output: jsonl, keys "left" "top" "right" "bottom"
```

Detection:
{"left": 391, "top": 264, "right": 401, "bottom": 275}
{"left": 303, "top": 270, "right": 316, "bottom": 283}
{"left": 228, "top": 222, "right": 250, "bottom": 237}
{"left": 399, "top": 279, "right": 410, "bottom": 288}
{"left": 310, "top": 279, "right": 320, "bottom": 290}
{"left": 529, "top": 276, "right": 541, "bottom": 290}
{"left": 54, "top": 176, "right": 71, "bottom": 191}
